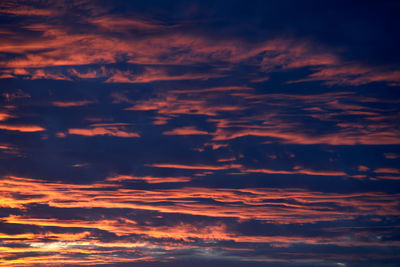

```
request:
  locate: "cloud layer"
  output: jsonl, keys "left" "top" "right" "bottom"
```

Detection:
{"left": 1, "top": 1, "right": 400, "bottom": 266}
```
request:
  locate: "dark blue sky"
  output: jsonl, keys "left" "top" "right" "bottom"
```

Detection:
{"left": 0, "top": 1, "right": 400, "bottom": 266}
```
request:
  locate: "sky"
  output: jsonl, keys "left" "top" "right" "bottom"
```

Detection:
{"left": 0, "top": 0, "right": 400, "bottom": 266}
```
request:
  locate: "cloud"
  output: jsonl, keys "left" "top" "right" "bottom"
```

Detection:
{"left": 375, "top": 175, "right": 400, "bottom": 180}
{"left": 1, "top": 10, "right": 399, "bottom": 86}
{"left": 163, "top": 126, "right": 209, "bottom": 136}
{"left": 105, "top": 68, "right": 225, "bottom": 84}
{"left": 67, "top": 123, "right": 140, "bottom": 138}
{"left": 69, "top": 68, "right": 100, "bottom": 79}
{"left": 2, "top": 175, "right": 399, "bottom": 229}
{"left": 212, "top": 125, "right": 400, "bottom": 145}
{"left": 384, "top": 153, "right": 399, "bottom": 159}
{"left": 1, "top": 174, "right": 399, "bottom": 264}
{"left": 2, "top": 175, "right": 399, "bottom": 223}
{"left": 106, "top": 175, "right": 191, "bottom": 183}
{"left": 148, "top": 163, "right": 242, "bottom": 170}
{"left": 126, "top": 94, "right": 245, "bottom": 116}
{"left": 52, "top": 100, "right": 96, "bottom": 107}
{"left": 1, "top": 2, "right": 399, "bottom": 266}
{"left": 0, "top": 2, "right": 60, "bottom": 17}
{"left": 119, "top": 88, "right": 400, "bottom": 146}
{"left": 358, "top": 165, "right": 370, "bottom": 172}
{"left": 0, "top": 124, "right": 45, "bottom": 132}
{"left": 169, "top": 86, "right": 253, "bottom": 94}
{"left": 374, "top": 168, "right": 400, "bottom": 174}
{"left": 2, "top": 89, "right": 31, "bottom": 101}
{"left": 0, "top": 113, "right": 12, "bottom": 121}
{"left": 68, "top": 127, "right": 140, "bottom": 138}
{"left": 240, "top": 167, "right": 346, "bottom": 177}
{"left": 289, "top": 66, "right": 400, "bottom": 86}
{"left": 0, "top": 143, "right": 21, "bottom": 156}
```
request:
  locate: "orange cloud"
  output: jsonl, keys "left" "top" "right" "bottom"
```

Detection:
{"left": 212, "top": 126, "right": 400, "bottom": 145}
{"left": 52, "top": 100, "right": 96, "bottom": 107}
{"left": 0, "top": 143, "right": 20, "bottom": 156}
{"left": 286, "top": 61, "right": 400, "bottom": 85}
{"left": 105, "top": 68, "right": 224, "bottom": 84}
{"left": 0, "top": 124, "right": 45, "bottom": 132}
{"left": 126, "top": 95, "right": 245, "bottom": 116}
{"left": 70, "top": 68, "right": 100, "bottom": 79}
{"left": 0, "top": 113, "right": 12, "bottom": 121}
{"left": 163, "top": 126, "right": 209, "bottom": 135}
{"left": 120, "top": 89, "right": 400, "bottom": 146}
{"left": 89, "top": 16, "right": 167, "bottom": 31}
{"left": 241, "top": 167, "right": 346, "bottom": 176}
{"left": 148, "top": 163, "right": 242, "bottom": 170}
{"left": 68, "top": 124, "right": 140, "bottom": 138}
{"left": 169, "top": 86, "right": 253, "bottom": 94}
{"left": 1, "top": 175, "right": 399, "bottom": 264}
{"left": 1, "top": 16, "right": 398, "bottom": 86}
{"left": 384, "top": 153, "right": 399, "bottom": 159}
{"left": 375, "top": 175, "right": 400, "bottom": 180}
{"left": 106, "top": 175, "right": 191, "bottom": 183}
{"left": 72, "top": 163, "right": 89, "bottom": 168}
{"left": 358, "top": 165, "right": 370, "bottom": 172}
{"left": 2, "top": 3, "right": 399, "bottom": 265}
{"left": 374, "top": 168, "right": 400, "bottom": 174}
{"left": 1, "top": 175, "right": 399, "bottom": 225}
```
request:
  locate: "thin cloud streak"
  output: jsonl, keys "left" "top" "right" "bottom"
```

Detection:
{"left": 0, "top": 125, "right": 45, "bottom": 132}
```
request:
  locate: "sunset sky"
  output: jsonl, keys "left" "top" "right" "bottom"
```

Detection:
{"left": 1, "top": 1, "right": 400, "bottom": 266}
